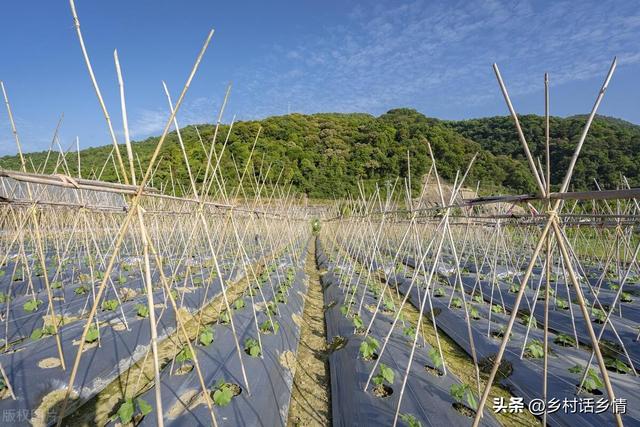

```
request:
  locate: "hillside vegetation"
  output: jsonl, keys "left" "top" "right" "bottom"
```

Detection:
{"left": 1, "top": 109, "right": 638, "bottom": 198}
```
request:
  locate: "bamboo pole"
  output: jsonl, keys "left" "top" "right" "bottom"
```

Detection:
{"left": 69, "top": 0, "right": 129, "bottom": 184}
{"left": 56, "top": 27, "right": 214, "bottom": 426}
{"left": 114, "top": 49, "right": 137, "bottom": 186}
{"left": 542, "top": 71, "right": 551, "bottom": 427}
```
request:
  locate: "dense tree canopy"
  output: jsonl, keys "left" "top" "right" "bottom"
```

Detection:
{"left": 1, "top": 110, "right": 637, "bottom": 198}
{"left": 447, "top": 114, "right": 640, "bottom": 192}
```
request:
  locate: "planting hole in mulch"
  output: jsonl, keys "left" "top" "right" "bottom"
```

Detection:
{"left": 479, "top": 354, "right": 513, "bottom": 379}
{"left": 38, "top": 357, "right": 62, "bottom": 369}
{"left": 372, "top": 384, "right": 393, "bottom": 398}
{"left": 327, "top": 335, "right": 347, "bottom": 353}
{"left": 111, "top": 321, "right": 127, "bottom": 332}
{"left": 576, "top": 385, "right": 603, "bottom": 395}
{"left": 426, "top": 307, "right": 442, "bottom": 318}
{"left": 323, "top": 300, "right": 336, "bottom": 312}
{"left": 424, "top": 364, "right": 443, "bottom": 376}
{"left": 227, "top": 383, "right": 242, "bottom": 397}
{"left": 208, "top": 382, "right": 243, "bottom": 407}
{"left": 175, "top": 362, "right": 194, "bottom": 375}
{"left": 72, "top": 339, "right": 99, "bottom": 352}
{"left": 453, "top": 402, "right": 476, "bottom": 418}
{"left": 362, "top": 352, "right": 379, "bottom": 362}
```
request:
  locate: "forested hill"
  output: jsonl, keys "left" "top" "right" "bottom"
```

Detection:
{"left": 446, "top": 114, "right": 640, "bottom": 192}
{"left": 1, "top": 109, "right": 638, "bottom": 198}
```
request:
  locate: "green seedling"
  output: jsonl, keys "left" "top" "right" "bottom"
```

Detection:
{"left": 524, "top": 339, "right": 544, "bottom": 358}
{"left": 176, "top": 346, "right": 193, "bottom": 364}
{"left": 135, "top": 304, "right": 149, "bottom": 318}
{"left": 199, "top": 327, "right": 214, "bottom": 346}
{"left": 450, "top": 297, "right": 463, "bottom": 309}
{"left": 400, "top": 414, "right": 422, "bottom": 427}
{"left": 212, "top": 381, "right": 236, "bottom": 407}
{"left": 116, "top": 398, "right": 152, "bottom": 424}
{"left": 450, "top": 383, "right": 478, "bottom": 411}
{"left": 244, "top": 337, "right": 261, "bottom": 357}
{"left": 521, "top": 314, "right": 538, "bottom": 329}
{"left": 428, "top": 347, "right": 443, "bottom": 370}
{"left": 259, "top": 320, "right": 280, "bottom": 334}
{"left": 359, "top": 336, "right": 379, "bottom": 360}
{"left": 553, "top": 333, "right": 575, "bottom": 347}
{"left": 23, "top": 299, "right": 43, "bottom": 313}
{"left": 372, "top": 363, "right": 394, "bottom": 387}
{"left": 85, "top": 325, "right": 100, "bottom": 343}
{"left": 102, "top": 299, "right": 119, "bottom": 311}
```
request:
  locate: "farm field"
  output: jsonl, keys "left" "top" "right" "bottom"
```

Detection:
{"left": 2, "top": 184, "right": 639, "bottom": 427}
{"left": 1, "top": 1, "right": 639, "bottom": 426}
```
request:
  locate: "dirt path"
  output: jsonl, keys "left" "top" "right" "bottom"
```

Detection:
{"left": 287, "top": 238, "right": 331, "bottom": 427}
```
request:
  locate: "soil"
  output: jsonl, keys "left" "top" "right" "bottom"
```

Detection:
{"left": 38, "top": 357, "right": 62, "bottom": 369}
{"left": 167, "top": 389, "right": 200, "bottom": 419}
{"left": 372, "top": 384, "right": 393, "bottom": 398}
{"left": 479, "top": 354, "right": 513, "bottom": 379}
{"left": 424, "top": 364, "right": 444, "bottom": 376}
{"left": 287, "top": 240, "right": 331, "bottom": 427}
{"left": 576, "top": 385, "right": 603, "bottom": 395}
{"left": 291, "top": 313, "right": 303, "bottom": 327}
{"left": 279, "top": 350, "right": 297, "bottom": 374}
{"left": 327, "top": 336, "right": 347, "bottom": 353}
{"left": 32, "top": 389, "right": 79, "bottom": 427}
{"left": 72, "top": 338, "right": 99, "bottom": 352}
{"left": 111, "top": 321, "right": 127, "bottom": 332}
{"left": 0, "top": 386, "right": 11, "bottom": 400}
{"left": 361, "top": 352, "right": 379, "bottom": 362}
{"left": 227, "top": 383, "right": 242, "bottom": 396}
{"left": 175, "top": 362, "right": 194, "bottom": 375}
{"left": 453, "top": 402, "right": 476, "bottom": 418}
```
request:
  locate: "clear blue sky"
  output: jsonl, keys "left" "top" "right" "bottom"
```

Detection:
{"left": 1, "top": 0, "right": 639, "bottom": 156}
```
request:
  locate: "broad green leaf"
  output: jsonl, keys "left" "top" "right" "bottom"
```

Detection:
{"left": 213, "top": 385, "right": 233, "bottom": 407}
{"left": 136, "top": 398, "right": 152, "bottom": 416}
{"left": 30, "top": 328, "right": 44, "bottom": 341}
{"left": 85, "top": 325, "right": 100, "bottom": 343}
{"left": 199, "top": 328, "right": 214, "bottom": 346}
{"left": 117, "top": 398, "right": 135, "bottom": 424}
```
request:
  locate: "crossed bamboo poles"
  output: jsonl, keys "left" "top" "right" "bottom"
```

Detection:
{"left": 1, "top": 6, "right": 637, "bottom": 426}
{"left": 318, "top": 57, "right": 632, "bottom": 427}
{"left": 0, "top": 2, "right": 307, "bottom": 426}
{"left": 472, "top": 58, "right": 623, "bottom": 426}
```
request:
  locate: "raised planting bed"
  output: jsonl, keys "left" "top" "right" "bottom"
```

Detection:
{"left": 386, "top": 272, "right": 640, "bottom": 426}
{"left": 128, "top": 242, "right": 310, "bottom": 426}
{"left": 0, "top": 244, "right": 281, "bottom": 425}
{"left": 317, "top": 239, "right": 501, "bottom": 427}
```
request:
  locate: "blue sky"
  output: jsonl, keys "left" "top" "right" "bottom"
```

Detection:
{"left": 0, "top": 0, "right": 639, "bottom": 156}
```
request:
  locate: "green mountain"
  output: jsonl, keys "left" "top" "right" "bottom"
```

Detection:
{"left": 1, "top": 109, "right": 638, "bottom": 199}
{"left": 446, "top": 114, "right": 640, "bottom": 192}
